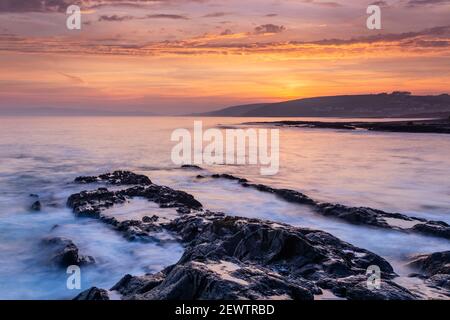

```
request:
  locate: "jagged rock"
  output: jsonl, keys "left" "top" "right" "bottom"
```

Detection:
{"left": 68, "top": 174, "right": 202, "bottom": 219}
{"left": 317, "top": 275, "right": 417, "bottom": 300}
{"left": 103, "top": 213, "right": 412, "bottom": 300}
{"left": 142, "top": 215, "right": 159, "bottom": 223}
{"left": 112, "top": 261, "right": 315, "bottom": 300}
{"left": 42, "top": 237, "right": 95, "bottom": 268}
{"left": 121, "top": 185, "right": 202, "bottom": 210}
{"left": 207, "top": 173, "right": 450, "bottom": 241}
{"left": 67, "top": 188, "right": 127, "bottom": 218}
{"left": 211, "top": 174, "right": 248, "bottom": 183}
{"left": 67, "top": 171, "right": 420, "bottom": 300}
{"left": 408, "top": 251, "right": 450, "bottom": 293}
{"left": 75, "top": 170, "right": 152, "bottom": 186}
{"left": 412, "top": 222, "right": 450, "bottom": 240}
{"left": 73, "top": 287, "right": 109, "bottom": 300}
{"left": 408, "top": 251, "right": 450, "bottom": 276}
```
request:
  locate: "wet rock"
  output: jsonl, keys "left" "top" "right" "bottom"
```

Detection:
{"left": 412, "top": 221, "right": 450, "bottom": 240}
{"left": 67, "top": 188, "right": 127, "bottom": 218}
{"left": 408, "top": 251, "right": 450, "bottom": 293}
{"left": 121, "top": 185, "right": 202, "bottom": 210}
{"left": 68, "top": 174, "right": 202, "bottom": 219}
{"left": 317, "top": 275, "right": 417, "bottom": 300}
{"left": 211, "top": 174, "right": 248, "bottom": 183}
{"left": 30, "top": 200, "right": 41, "bottom": 212}
{"left": 408, "top": 251, "right": 450, "bottom": 276}
{"left": 113, "top": 261, "right": 315, "bottom": 300}
{"left": 106, "top": 212, "right": 410, "bottom": 300}
{"left": 42, "top": 237, "right": 95, "bottom": 268}
{"left": 181, "top": 165, "right": 203, "bottom": 170}
{"left": 142, "top": 215, "right": 159, "bottom": 223}
{"left": 73, "top": 287, "right": 110, "bottom": 300}
{"left": 75, "top": 170, "right": 152, "bottom": 186}
{"left": 111, "top": 273, "right": 165, "bottom": 296}
{"left": 68, "top": 171, "right": 419, "bottom": 300}
{"left": 206, "top": 173, "right": 450, "bottom": 241}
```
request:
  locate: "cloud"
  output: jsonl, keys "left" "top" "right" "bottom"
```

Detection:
{"left": 202, "top": 12, "right": 230, "bottom": 18}
{"left": 370, "top": 1, "right": 389, "bottom": 7}
{"left": 254, "top": 24, "right": 286, "bottom": 35}
{"left": 0, "top": 0, "right": 73, "bottom": 12}
{"left": 98, "top": 13, "right": 188, "bottom": 22}
{"left": 0, "top": 0, "right": 199, "bottom": 13}
{"left": 407, "top": 0, "right": 450, "bottom": 6}
{"left": 1, "top": 25, "right": 449, "bottom": 57}
{"left": 99, "top": 14, "right": 134, "bottom": 21}
{"left": 301, "top": 0, "right": 342, "bottom": 7}
{"left": 58, "top": 72, "right": 85, "bottom": 84}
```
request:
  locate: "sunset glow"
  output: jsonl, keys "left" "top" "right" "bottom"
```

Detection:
{"left": 0, "top": 0, "right": 449, "bottom": 114}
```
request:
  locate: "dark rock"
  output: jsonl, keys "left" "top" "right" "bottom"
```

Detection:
{"left": 205, "top": 173, "right": 450, "bottom": 241}
{"left": 244, "top": 119, "right": 450, "bottom": 135}
{"left": 121, "top": 185, "right": 202, "bottom": 210}
{"left": 211, "top": 174, "right": 248, "bottom": 184}
{"left": 67, "top": 188, "right": 127, "bottom": 218}
{"left": 408, "top": 251, "right": 450, "bottom": 276}
{"left": 67, "top": 171, "right": 420, "bottom": 300}
{"left": 317, "top": 275, "right": 417, "bottom": 300}
{"left": 75, "top": 170, "right": 152, "bottom": 186}
{"left": 142, "top": 215, "right": 159, "bottom": 223}
{"left": 412, "top": 222, "right": 450, "bottom": 240}
{"left": 407, "top": 251, "right": 450, "bottom": 294}
{"left": 73, "top": 287, "right": 110, "bottom": 300}
{"left": 68, "top": 174, "right": 202, "bottom": 220}
{"left": 108, "top": 212, "right": 409, "bottom": 300}
{"left": 30, "top": 200, "right": 41, "bottom": 211}
{"left": 42, "top": 237, "right": 95, "bottom": 268}
{"left": 181, "top": 165, "right": 203, "bottom": 170}
{"left": 196, "top": 175, "right": 205, "bottom": 179}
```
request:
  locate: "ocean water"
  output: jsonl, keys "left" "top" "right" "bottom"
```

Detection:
{"left": 0, "top": 116, "right": 449, "bottom": 299}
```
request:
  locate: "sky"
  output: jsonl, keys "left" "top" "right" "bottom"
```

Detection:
{"left": 0, "top": 0, "right": 449, "bottom": 115}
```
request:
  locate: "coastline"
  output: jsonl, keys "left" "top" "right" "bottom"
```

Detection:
{"left": 59, "top": 170, "right": 449, "bottom": 300}
{"left": 242, "top": 118, "right": 450, "bottom": 134}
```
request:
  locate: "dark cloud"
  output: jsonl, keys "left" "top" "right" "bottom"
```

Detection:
{"left": 407, "top": 0, "right": 450, "bottom": 6}
{"left": 0, "top": 0, "right": 74, "bottom": 12}
{"left": 370, "top": 1, "right": 389, "bottom": 7}
{"left": 202, "top": 12, "right": 230, "bottom": 18}
{"left": 99, "top": 13, "right": 188, "bottom": 22}
{"left": 146, "top": 14, "right": 189, "bottom": 20}
{"left": 254, "top": 24, "right": 286, "bottom": 34}
{"left": 0, "top": 0, "right": 197, "bottom": 13}
{"left": 99, "top": 14, "right": 134, "bottom": 22}
{"left": 220, "top": 29, "right": 233, "bottom": 36}
{"left": 309, "top": 25, "right": 450, "bottom": 45}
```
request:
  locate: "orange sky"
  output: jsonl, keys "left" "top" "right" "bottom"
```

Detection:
{"left": 0, "top": 0, "right": 449, "bottom": 114}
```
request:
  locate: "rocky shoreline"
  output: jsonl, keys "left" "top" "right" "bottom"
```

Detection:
{"left": 207, "top": 173, "right": 450, "bottom": 240}
{"left": 242, "top": 118, "right": 450, "bottom": 134}
{"left": 55, "top": 170, "right": 449, "bottom": 300}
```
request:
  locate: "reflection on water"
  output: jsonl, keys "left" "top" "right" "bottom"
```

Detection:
{"left": 0, "top": 116, "right": 449, "bottom": 299}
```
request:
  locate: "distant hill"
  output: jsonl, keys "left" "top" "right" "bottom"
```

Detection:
{"left": 198, "top": 93, "right": 450, "bottom": 118}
